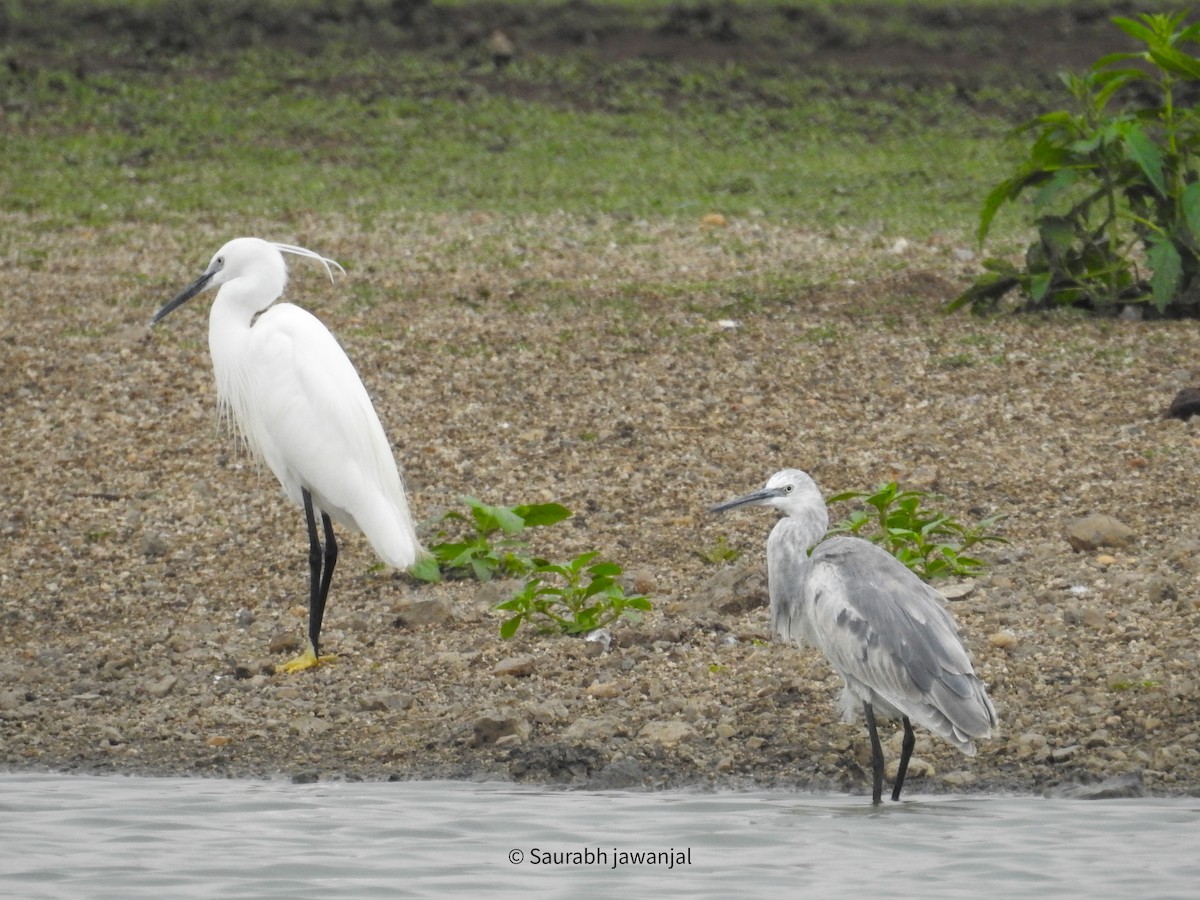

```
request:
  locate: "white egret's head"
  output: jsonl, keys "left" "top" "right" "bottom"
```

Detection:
{"left": 152, "top": 238, "right": 344, "bottom": 325}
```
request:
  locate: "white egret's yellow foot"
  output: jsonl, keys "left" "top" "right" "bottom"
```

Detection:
{"left": 275, "top": 642, "right": 337, "bottom": 674}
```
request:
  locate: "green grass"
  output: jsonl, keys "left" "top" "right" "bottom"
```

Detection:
{"left": 0, "top": 52, "right": 1022, "bottom": 235}
{"left": 0, "top": 1, "right": 1094, "bottom": 243}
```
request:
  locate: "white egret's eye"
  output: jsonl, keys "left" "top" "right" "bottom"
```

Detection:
{"left": 784, "top": 484, "right": 794, "bottom": 493}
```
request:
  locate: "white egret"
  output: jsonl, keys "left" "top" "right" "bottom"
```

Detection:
{"left": 152, "top": 238, "right": 425, "bottom": 673}
{"left": 711, "top": 469, "right": 997, "bottom": 803}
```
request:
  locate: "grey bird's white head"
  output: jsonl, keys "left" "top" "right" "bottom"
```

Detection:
{"left": 712, "top": 467, "right": 997, "bottom": 804}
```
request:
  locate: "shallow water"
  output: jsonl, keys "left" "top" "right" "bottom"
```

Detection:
{"left": 1, "top": 774, "right": 1197, "bottom": 899}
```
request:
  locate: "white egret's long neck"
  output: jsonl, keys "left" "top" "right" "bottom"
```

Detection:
{"left": 207, "top": 276, "right": 278, "bottom": 440}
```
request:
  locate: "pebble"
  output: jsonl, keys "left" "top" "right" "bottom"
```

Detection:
{"left": 291, "top": 717, "right": 333, "bottom": 737}
{"left": 268, "top": 632, "right": 302, "bottom": 654}
{"left": 392, "top": 598, "right": 453, "bottom": 628}
{"left": 471, "top": 715, "right": 530, "bottom": 747}
{"left": 141, "top": 532, "right": 170, "bottom": 558}
{"left": 938, "top": 580, "right": 975, "bottom": 601}
{"left": 1065, "top": 515, "right": 1135, "bottom": 551}
{"left": 493, "top": 655, "right": 536, "bottom": 678}
{"left": 638, "top": 720, "right": 696, "bottom": 747}
{"left": 1049, "top": 745, "right": 1081, "bottom": 763}
{"left": 987, "top": 630, "right": 1018, "bottom": 650}
{"left": 145, "top": 675, "right": 178, "bottom": 698}
{"left": 563, "top": 715, "right": 624, "bottom": 742}
{"left": 692, "top": 564, "right": 767, "bottom": 615}
{"left": 886, "top": 756, "right": 933, "bottom": 780}
{"left": 586, "top": 680, "right": 620, "bottom": 699}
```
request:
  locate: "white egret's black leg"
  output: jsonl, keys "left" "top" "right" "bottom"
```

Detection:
{"left": 891, "top": 716, "right": 916, "bottom": 802}
{"left": 276, "top": 492, "right": 339, "bottom": 673}
{"left": 302, "top": 487, "right": 337, "bottom": 657}
{"left": 863, "top": 701, "right": 884, "bottom": 805}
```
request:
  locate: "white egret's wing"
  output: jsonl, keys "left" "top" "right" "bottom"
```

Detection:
{"left": 242, "top": 303, "right": 421, "bottom": 569}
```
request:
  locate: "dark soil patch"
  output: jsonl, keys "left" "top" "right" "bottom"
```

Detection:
{"left": 6, "top": 1, "right": 1152, "bottom": 101}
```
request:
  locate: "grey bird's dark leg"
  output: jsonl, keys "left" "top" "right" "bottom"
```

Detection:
{"left": 892, "top": 716, "right": 916, "bottom": 801}
{"left": 863, "top": 701, "right": 884, "bottom": 805}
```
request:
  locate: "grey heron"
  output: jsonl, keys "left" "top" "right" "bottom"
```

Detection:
{"left": 711, "top": 468, "right": 997, "bottom": 803}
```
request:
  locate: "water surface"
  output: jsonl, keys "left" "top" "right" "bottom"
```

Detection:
{"left": 1, "top": 774, "right": 1196, "bottom": 898}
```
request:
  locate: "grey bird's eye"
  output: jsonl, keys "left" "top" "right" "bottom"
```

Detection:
{"left": 784, "top": 484, "right": 794, "bottom": 493}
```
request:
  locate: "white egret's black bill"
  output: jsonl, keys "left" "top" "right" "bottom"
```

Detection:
{"left": 152, "top": 269, "right": 216, "bottom": 325}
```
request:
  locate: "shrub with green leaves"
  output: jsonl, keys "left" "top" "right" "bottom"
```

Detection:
{"left": 951, "top": 11, "right": 1200, "bottom": 316}
{"left": 827, "top": 482, "right": 1006, "bottom": 581}
{"left": 410, "top": 496, "right": 570, "bottom": 583}
{"left": 494, "top": 552, "right": 652, "bottom": 639}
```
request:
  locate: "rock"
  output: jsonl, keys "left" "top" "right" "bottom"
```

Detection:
{"left": 145, "top": 674, "right": 178, "bottom": 698}
{"left": 1065, "top": 515, "right": 1134, "bottom": 552}
{"left": 1049, "top": 744, "right": 1081, "bottom": 763}
{"left": 691, "top": 563, "right": 767, "bottom": 616}
{"left": 1163, "top": 387, "right": 1200, "bottom": 421}
{"left": 886, "top": 755, "right": 933, "bottom": 781}
{"left": 523, "top": 700, "right": 569, "bottom": 724}
{"left": 268, "top": 632, "right": 302, "bottom": 654}
{"left": 471, "top": 714, "right": 530, "bottom": 747}
{"left": 584, "top": 628, "right": 612, "bottom": 655}
{"left": 493, "top": 655, "right": 535, "bottom": 678}
{"left": 988, "top": 630, "right": 1018, "bottom": 650}
{"left": 586, "top": 680, "right": 620, "bottom": 699}
{"left": 392, "top": 598, "right": 453, "bottom": 628}
{"left": 141, "top": 531, "right": 169, "bottom": 558}
{"left": 637, "top": 720, "right": 695, "bottom": 747}
{"left": 937, "top": 580, "right": 975, "bottom": 601}
{"left": 291, "top": 716, "right": 332, "bottom": 737}
{"left": 563, "top": 715, "right": 630, "bottom": 743}
{"left": 1145, "top": 575, "right": 1178, "bottom": 603}
{"left": 359, "top": 691, "right": 414, "bottom": 712}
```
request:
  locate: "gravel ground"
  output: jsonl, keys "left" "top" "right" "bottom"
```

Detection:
{"left": 3, "top": 212, "right": 1199, "bottom": 798}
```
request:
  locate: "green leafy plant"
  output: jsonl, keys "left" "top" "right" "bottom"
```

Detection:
{"left": 411, "top": 496, "right": 571, "bottom": 583}
{"left": 494, "top": 551, "right": 652, "bottom": 639}
{"left": 951, "top": 11, "right": 1200, "bottom": 316}
{"left": 827, "top": 482, "right": 1006, "bottom": 581}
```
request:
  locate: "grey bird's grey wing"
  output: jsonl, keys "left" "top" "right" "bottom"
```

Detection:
{"left": 804, "top": 536, "right": 997, "bottom": 752}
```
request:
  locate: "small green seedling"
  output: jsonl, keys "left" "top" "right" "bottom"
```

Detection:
{"left": 827, "top": 482, "right": 1007, "bottom": 581}
{"left": 495, "top": 551, "right": 652, "bottom": 639}
{"left": 694, "top": 535, "right": 742, "bottom": 564}
{"left": 411, "top": 496, "right": 571, "bottom": 583}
